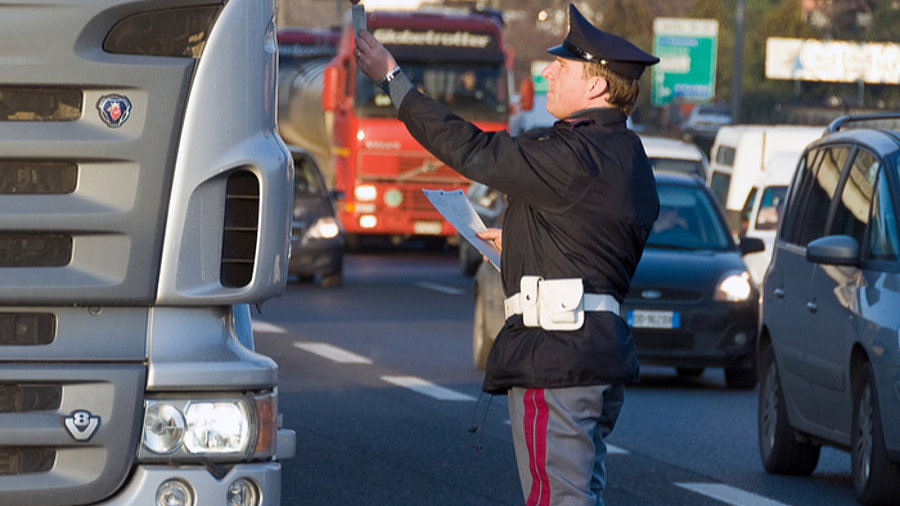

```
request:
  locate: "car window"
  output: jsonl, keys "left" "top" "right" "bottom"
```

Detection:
{"left": 740, "top": 187, "right": 757, "bottom": 235}
{"left": 830, "top": 149, "right": 877, "bottom": 244}
{"left": 755, "top": 185, "right": 787, "bottom": 231}
{"left": 867, "top": 168, "right": 900, "bottom": 262}
{"left": 648, "top": 184, "right": 731, "bottom": 250}
{"left": 293, "top": 156, "right": 325, "bottom": 196}
{"left": 795, "top": 146, "right": 851, "bottom": 246}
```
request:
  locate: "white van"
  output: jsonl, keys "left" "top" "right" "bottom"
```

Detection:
{"left": 708, "top": 125, "right": 823, "bottom": 231}
{"left": 738, "top": 153, "right": 797, "bottom": 285}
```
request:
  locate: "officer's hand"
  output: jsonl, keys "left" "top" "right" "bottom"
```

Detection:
{"left": 476, "top": 228, "right": 502, "bottom": 254}
{"left": 355, "top": 31, "right": 398, "bottom": 83}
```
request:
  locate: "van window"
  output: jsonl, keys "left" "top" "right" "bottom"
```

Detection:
{"left": 715, "top": 146, "right": 735, "bottom": 166}
{"left": 868, "top": 169, "right": 899, "bottom": 262}
{"left": 755, "top": 186, "right": 787, "bottom": 231}
{"left": 795, "top": 146, "right": 850, "bottom": 246}
{"left": 710, "top": 172, "right": 730, "bottom": 205}
{"left": 830, "top": 149, "right": 877, "bottom": 243}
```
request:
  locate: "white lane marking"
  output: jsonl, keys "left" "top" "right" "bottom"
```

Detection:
{"left": 381, "top": 375, "right": 477, "bottom": 401}
{"left": 293, "top": 342, "right": 373, "bottom": 364}
{"left": 251, "top": 320, "right": 286, "bottom": 333}
{"left": 675, "top": 483, "right": 790, "bottom": 506}
{"left": 414, "top": 282, "right": 465, "bottom": 295}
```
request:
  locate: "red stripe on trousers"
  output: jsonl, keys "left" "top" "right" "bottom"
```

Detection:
{"left": 524, "top": 389, "right": 550, "bottom": 506}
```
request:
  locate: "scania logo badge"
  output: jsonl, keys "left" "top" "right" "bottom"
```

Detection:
{"left": 97, "top": 94, "right": 132, "bottom": 128}
{"left": 64, "top": 410, "right": 101, "bottom": 441}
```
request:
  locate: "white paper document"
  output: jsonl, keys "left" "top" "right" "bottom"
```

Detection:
{"left": 423, "top": 189, "right": 500, "bottom": 270}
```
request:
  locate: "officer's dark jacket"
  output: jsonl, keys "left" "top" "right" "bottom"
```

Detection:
{"left": 398, "top": 90, "right": 659, "bottom": 394}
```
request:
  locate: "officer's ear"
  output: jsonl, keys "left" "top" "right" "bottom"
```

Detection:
{"left": 586, "top": 74, "right": 608, "bottom": 100}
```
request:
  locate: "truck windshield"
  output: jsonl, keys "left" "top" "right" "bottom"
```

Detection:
{"left": 355, "top": 62, "right": 507, "bottom": 122}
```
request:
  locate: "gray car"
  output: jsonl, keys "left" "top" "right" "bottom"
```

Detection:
{"left": 758, "top": 114, "right": 900, "bottom": 504}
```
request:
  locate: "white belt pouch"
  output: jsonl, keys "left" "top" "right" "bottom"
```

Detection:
{"left": 519, "top": 275, "right": 584, "bottom": 331}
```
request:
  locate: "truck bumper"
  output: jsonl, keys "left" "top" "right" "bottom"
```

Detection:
{"left": 100, "top": 462, "right": 284, "bottom": 505}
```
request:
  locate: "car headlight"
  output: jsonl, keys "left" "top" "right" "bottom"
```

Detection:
{"left": 714, "top": 271, "right": 753, "bottom": 302}
{"left": 305, "top": 216, "right": 341, "bottom": 240}
{"left": 354, "top": 185, "right": 376, "bottom": 202}
{"left": 138, "top": 393, "right": 277, "bottom": 462}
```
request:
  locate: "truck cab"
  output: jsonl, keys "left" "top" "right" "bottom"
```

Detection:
{"left": 0, "top": 2, "right": 295, "bottom": 504}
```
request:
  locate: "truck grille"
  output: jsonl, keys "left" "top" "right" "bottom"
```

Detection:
{"left": 0, "top": 161, "right": 77, "bottom": 194}
{"left": 0, "top": 364, "right": 145, "bottom": 506}
{"left": 0, "top": 313, "right": 55, "bottom": 346}
{"left": 0, "top": 88, "right": 82, "bottom": 122}
{"left": 0, "top": 233, "right": 72, "bottom": 267}
{"left": 0, "top": 448, "right": 55, "bottom": 475}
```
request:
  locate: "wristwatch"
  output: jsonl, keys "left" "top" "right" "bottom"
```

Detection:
{"left": 377, "top": 66, "right": 402, "bottom": 92}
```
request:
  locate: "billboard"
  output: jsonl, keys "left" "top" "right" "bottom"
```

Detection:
{"left": 652, "top": 18, "right": 718, "bottom": 106}
{"left": 766, "top": 37, "right": 900, "bottom": 84}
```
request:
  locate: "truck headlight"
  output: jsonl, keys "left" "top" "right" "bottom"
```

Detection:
{"left": 354, "top": 185, "right": 377, "bottom": 202}
{"left": 714, "top": 271, "right": 753, "bottom": 302}
{"left": 138, "top": 393, "right": 277, "bottom": 462}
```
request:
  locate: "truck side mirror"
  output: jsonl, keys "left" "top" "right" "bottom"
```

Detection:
{"left": 322, "top": 64, "right": 338, "bottom": 112}
{"left": 519, "top": 79, "right": 534, "bottom": 112}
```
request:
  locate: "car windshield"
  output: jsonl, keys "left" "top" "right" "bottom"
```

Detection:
{"left": 647, "top": 184, "right": 731, "bottom": 250}
{"left": 293, "top": 156, "right": 326, "bottom": 197}
{"left": 650, "top": 157, "right": 706, "bottom": 179}
{"left": 355, "top": 62, "right": 508, "bottom": 122}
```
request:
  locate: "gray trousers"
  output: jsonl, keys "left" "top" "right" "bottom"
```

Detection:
{"left": 508, "top": 384, "right": 625, "bottom": 506}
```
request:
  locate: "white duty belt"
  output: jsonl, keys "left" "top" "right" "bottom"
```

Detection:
{"left": 503, "top": 276, "right": 620, "bottom": 331}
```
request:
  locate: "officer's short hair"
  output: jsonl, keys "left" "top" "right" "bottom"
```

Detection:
{"left": 584, "top": 61, "right": 639, "bottom": 116}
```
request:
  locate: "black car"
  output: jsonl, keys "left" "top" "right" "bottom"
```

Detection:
{"left": 623, "top": 172, "right": 764, "bottom": 388}
{"left": 288, "top": 146, "right": 344, "bottom": 287}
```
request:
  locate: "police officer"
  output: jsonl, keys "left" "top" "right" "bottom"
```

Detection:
{"left": 355, "top": 4, "right": 659, "bottom": 505}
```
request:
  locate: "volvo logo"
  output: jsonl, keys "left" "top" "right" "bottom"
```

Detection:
{"left": 64, "top": 410, "right": 101, "bottom": 441}
{"left": 96, "top": 94, "right": 132, "bottom": 128}
{"left": 641, "top": 290, "right": 662, "bottom": 300}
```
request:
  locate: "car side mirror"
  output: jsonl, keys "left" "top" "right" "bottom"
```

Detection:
{"left": 738, "top": 236, "right": 765, "bottom": 255}
{"left": 806, "top": 235, "right": 859, "bottom": 266}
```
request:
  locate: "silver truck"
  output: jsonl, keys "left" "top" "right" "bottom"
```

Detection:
{"left": 0, "top": 1, "right": 295, "bottom": 504}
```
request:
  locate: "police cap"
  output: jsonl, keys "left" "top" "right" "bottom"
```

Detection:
{"left": 547, "top": 4, "right": 659, "bottom": 80}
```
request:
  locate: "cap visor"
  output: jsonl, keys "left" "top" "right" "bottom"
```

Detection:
{"left": 547, "top": 44, "right": 580, "bottom": 60}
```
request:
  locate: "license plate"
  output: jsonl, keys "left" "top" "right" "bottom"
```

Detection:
{"left": 627, "top": 310, "right": 680, "bottom": 329}
{"left": 414, "top": 221, "right": 442, "bottom": 235}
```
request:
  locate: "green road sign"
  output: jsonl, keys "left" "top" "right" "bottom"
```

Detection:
{"left": 652, "top": 18, "right": 718, "bottom": 106}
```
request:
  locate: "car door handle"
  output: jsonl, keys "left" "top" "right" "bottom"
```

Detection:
{"left": 806, "top": 301, "right": 817, "bottom": 313}
{"left": 773, "top": 288, "right": 785, "bottom": 299}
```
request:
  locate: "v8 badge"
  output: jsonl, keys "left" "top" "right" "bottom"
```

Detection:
{"left": 64, "top": 410, "right": 100, "bottom": 441}
{"left": 96, "top": 94, "right": 132, "bottom": 128}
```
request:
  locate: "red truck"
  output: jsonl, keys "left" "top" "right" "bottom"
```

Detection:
{"left": 278, "top": 9, "right": 514, "bottom": 246}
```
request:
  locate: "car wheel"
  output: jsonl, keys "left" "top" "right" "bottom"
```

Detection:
{"left": 472, "top": 288, "right": 491, "bottom": 370}
{"left": 320, "top": 271, "right": 343, "bottom": 288}
{"left": 725, "top": 366, "right": 758, "bottom": 389}
{"left": 676, "top": 367, "right": 704, "bottom": 378}
{"left": 852, "top": 362, "right": 900, "bottom": 504}
{"left": 757, "top": 342, "right": 820, "bottom": 475}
